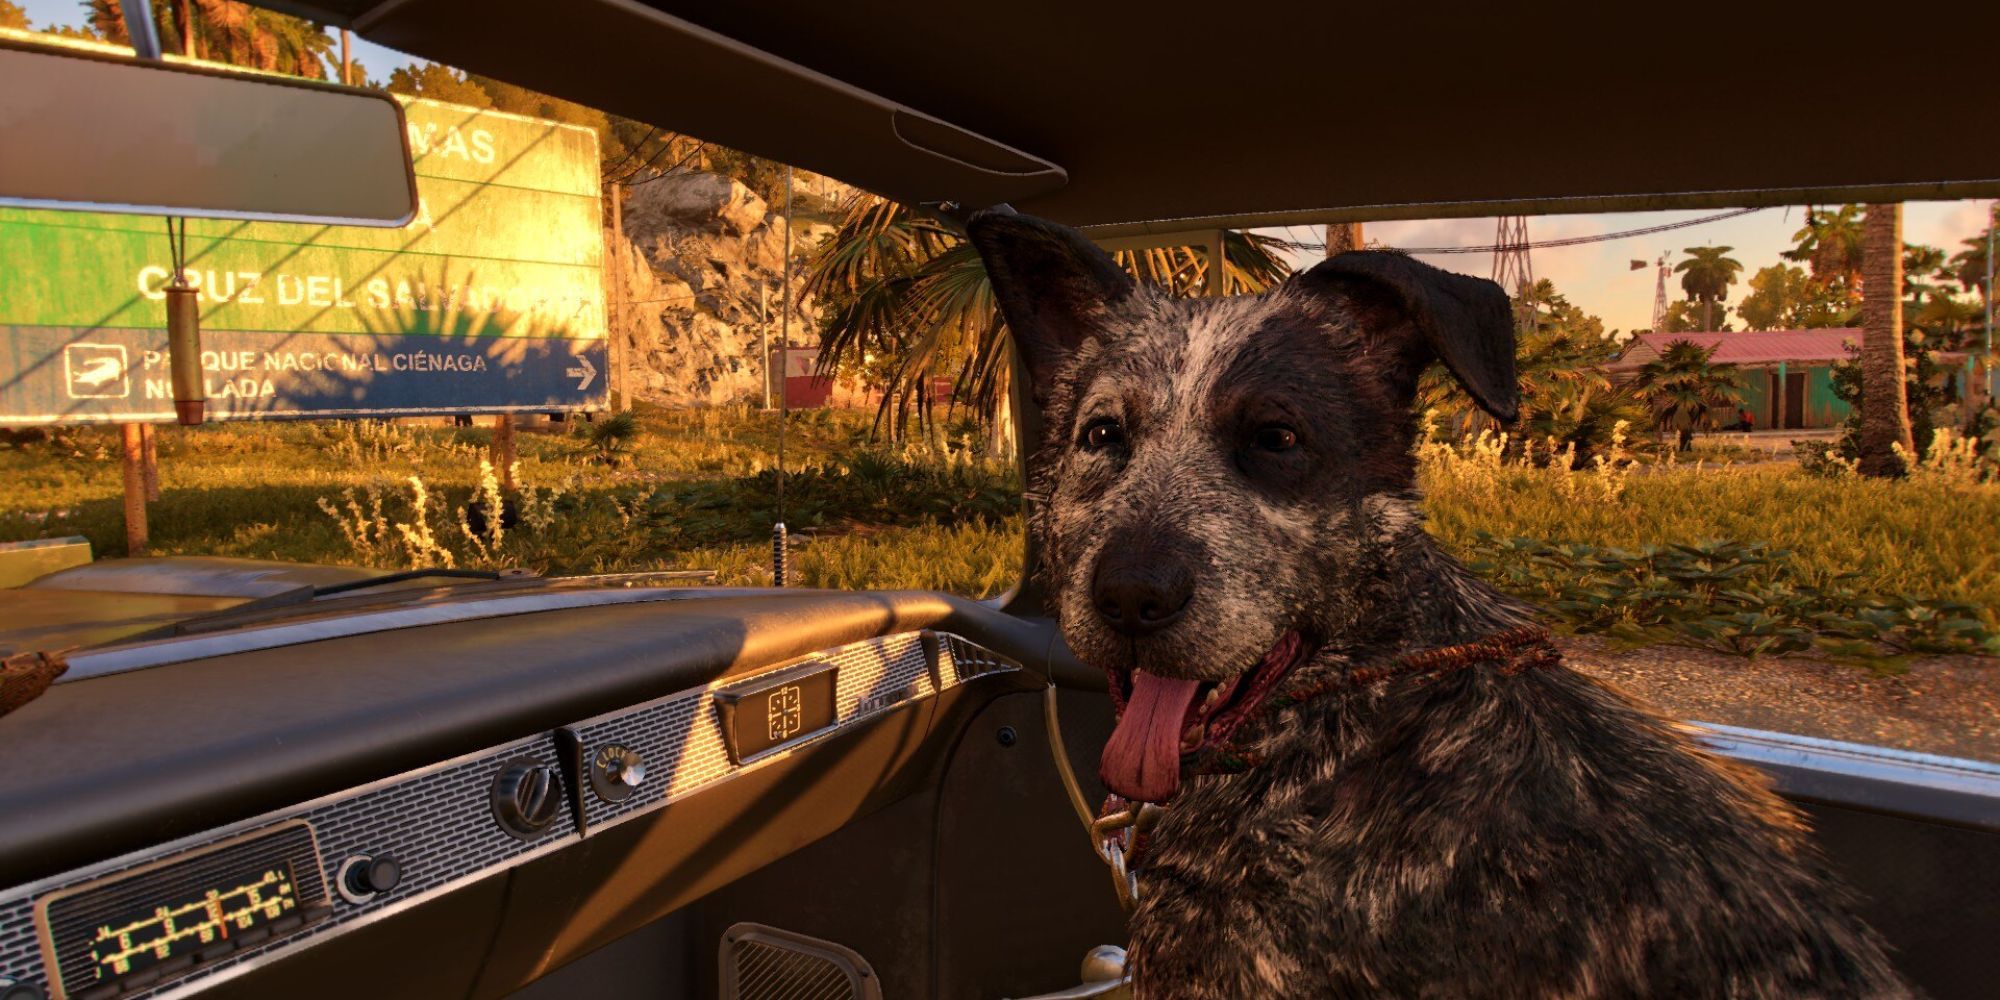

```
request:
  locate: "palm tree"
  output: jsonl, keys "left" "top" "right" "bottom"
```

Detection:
{"left": 1949, "top": 220, "right": 1994, "bottom": 327}
{"left": 1674, "top": 246, "right": 1743, "bottom": 332}
{"left": 1632, "top": 339, "right": 1743, "bottom": 451}
{"left": 89, "top": 1, "right": 333, "bottom": 79}
{"left": 1856, "top": 204, "right": 1915, "bottom": 477}
{"left": 1784, "top": 204, "right": 1867, "bottom": 292}
{"left": 805, "top": 195, "right": 1293, "bottom": 438}
{"left": 1915, "top": 290, "right": 1983, "bottom": 351}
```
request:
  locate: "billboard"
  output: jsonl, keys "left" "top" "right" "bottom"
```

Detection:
{"left": 0, "top": 88, "right": 606, "bottom": 425}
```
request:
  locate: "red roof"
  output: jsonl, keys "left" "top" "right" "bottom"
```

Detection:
{"left": 1612, "top": 329, "right": 1860, "bottom": 369}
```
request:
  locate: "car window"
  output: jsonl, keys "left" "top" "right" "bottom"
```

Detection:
{"left": 1267, "top": 205, "right": 1999, "bottom": 763}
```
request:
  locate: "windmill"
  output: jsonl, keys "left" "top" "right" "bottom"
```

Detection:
{"left": 1630, "top": 253, "right": 1672, "bottom": 332}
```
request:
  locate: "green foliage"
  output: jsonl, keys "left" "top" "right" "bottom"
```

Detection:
{"left": 1662, "top": 298, "right": 1731, "bottom": 333}
{"left": 1421, "top": 279, "right": 1642, "bottom": 458}
{"left": 804, "top": 194, "right": 1295, "bottom": 439}
{"left": 1673, "top": 245, "right": 1744, "bottom": 331}
{"left": 579, "top": 412, "right": 639, "bottom": 467}
{"left": 1828, "top": 333, "right": 1948, "bottom": 462}
{"left": 1630, "top": 339, "right": 1744, "bottom": 449}
{"left": 7, "top": 409, "right": 1999, "bottom": 660}
{"left": 1466, "top": 535, "right": 1995, "bottom": 661}
{"left": 1785, "top": 204, "right": 1867, "bottom": 291}
{"left": 89, "top": 1, "right": 332, "bottom": 79}
{"left": 1949, "top": 219, "right": 1995, "bottom": 304}
{"left": 1736, "top": 263, "right": 1856, "bottom": 330}
{"left": 387, "top": 63, "right": 494, "bottom": 108}
{"left": 1422, "top": 456, "right": 2000, "bottom": 637}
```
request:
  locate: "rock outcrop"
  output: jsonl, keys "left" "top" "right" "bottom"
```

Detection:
{"left": 607, "top": 170, "right": 842, "bottom": 406}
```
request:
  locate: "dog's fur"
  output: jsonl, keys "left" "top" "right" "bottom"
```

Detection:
{"left": 965, "top": 211, "right": 1916, "bottom": 998}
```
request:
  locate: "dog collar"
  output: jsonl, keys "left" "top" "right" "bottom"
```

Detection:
{"left": 1188, "top": 623, "right": 1561, "bottom": 775}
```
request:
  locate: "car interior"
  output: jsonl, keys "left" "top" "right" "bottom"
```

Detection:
{"left": 2, "top": 3, "right": 1998, "bottom": 999}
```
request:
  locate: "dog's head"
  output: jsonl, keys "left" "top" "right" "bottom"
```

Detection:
{"left": 966, "top": 211, "right": 1518, "bottom": 801}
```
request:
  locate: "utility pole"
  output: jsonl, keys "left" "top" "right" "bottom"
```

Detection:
{"left": 1323, "top": 222, "right": 1363, "bottom": 256}
{"left": 1491, "top": 216, "right": 1535, "bottom": 330}
{"left": 1652, "top": 254, "right": 1671, "bottom": 333}
{"left": 340, "top": 28, "right": 352, "bottom": 85}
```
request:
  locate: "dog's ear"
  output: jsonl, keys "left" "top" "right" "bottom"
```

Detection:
{"left": 1296, "top": 251, "right": 1520, "bottom": 422}
{"left": 964, "top": 210, "right": 1135, "bottom": 401}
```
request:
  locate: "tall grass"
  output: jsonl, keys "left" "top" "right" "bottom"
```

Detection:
{"left": 1417, "top": 422, "right": 2000, "bottom": 626}
{"left": 2, "top": 409, "right": 1996, "bottom": 622}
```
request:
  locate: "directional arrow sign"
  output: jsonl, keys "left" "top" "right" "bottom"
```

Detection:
{"left": 566, "top": 353, "right": 597, "bottom": 391}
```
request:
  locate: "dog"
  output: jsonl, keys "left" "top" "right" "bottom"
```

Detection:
{"left": 964, "top": 211, "right": 1916, "bottom": 999}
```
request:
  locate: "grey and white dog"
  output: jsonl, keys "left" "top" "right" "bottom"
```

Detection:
{"left": 964, "top": 211, "right": 1916, "bottom": 999}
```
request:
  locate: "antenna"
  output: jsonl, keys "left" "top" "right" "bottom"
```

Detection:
{"left": 772, "top": 164, "right": 793, "bottom": 587}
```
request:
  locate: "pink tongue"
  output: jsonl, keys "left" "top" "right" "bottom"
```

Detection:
{"left": 1101, "top": 671, "right": 1202, "bottom": 803}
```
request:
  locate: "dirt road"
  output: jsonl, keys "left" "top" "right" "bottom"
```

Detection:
{"left": 1561, "top": 637, "right": 2000, "bottom": 763}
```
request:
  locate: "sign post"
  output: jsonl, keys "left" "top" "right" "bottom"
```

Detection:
{"left": 120, "top": 423, "right": 146, "bottom": 554}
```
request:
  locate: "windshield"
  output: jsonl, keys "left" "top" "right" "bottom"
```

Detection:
{"left": 0, "top": 11, "right": 1994, "bottom": 767}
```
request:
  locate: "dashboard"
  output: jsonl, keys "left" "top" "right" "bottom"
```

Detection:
{"left": 0, "top": 590, "right": 1050, "bottom": 1000}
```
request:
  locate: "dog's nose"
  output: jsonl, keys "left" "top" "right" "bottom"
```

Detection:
{"left": 1091, "top": 552, "right": 1194, "bottom": 636}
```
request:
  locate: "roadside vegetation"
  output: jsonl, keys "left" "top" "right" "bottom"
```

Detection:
{"left": 4, "top": 408, "right": 1996, "bottom": 662}
{"left": 0, "top": 408, "right": 1025, "bottom": 597}
{"left": 1417, "top": 419, "right": 2000, "bottom": 665}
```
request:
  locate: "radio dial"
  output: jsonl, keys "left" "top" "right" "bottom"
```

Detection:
{"left": 490, "top": 759, "right": 563, "bottom": 839}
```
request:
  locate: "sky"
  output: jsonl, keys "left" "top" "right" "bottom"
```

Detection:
{"left": 17, "top": 1, "right": 1998, "bottom": 336}
{"left": 1260, "top": 200, "right": 1997, "bottom": 334}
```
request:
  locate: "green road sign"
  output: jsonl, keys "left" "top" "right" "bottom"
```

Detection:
{"left": 0, "top": 93, "right": 606, "bottom": 425}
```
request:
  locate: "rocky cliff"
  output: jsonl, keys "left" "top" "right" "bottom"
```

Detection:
{"left": 606, "top": 170, "right": 840, "bottom": 406}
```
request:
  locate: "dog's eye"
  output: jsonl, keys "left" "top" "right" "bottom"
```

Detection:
{"left": 1254, "top": 425, "right": 1298, "bottom": 452}
{"left": 1082, "top": 418, "right": 1125, "bottom": 450}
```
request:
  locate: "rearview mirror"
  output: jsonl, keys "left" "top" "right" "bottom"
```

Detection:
{"left": 0, "top": 38, "right": 416, "bottom": 226}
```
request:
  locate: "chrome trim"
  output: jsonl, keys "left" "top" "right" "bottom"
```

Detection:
{"left": 1686, "top": 721, "right": 2000, "bottom": 830}
{"left": 57, "top": 587, "right": 768, "bottom": 683}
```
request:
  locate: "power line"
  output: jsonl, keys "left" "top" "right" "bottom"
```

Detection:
{"left": 623, "top": 143, "right": 709, "bottom": 188}
{"left": 612, "top": 135, "right": 698, "bottom": 187}
{"left": 1270, "top": 207, "right": 1768, "bottom": 256}
{"left": 601, "top": 125, "right": 659, "bottom": 180}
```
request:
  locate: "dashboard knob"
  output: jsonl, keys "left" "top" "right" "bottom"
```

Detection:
{"left": 588, "top": 744, "right": 647, "bottom": 803}
{"left": 341, "top": 854, "right": 401, "bottom": 899}
{"left": 490, "top": 759, "right": 563, "bottom": 839}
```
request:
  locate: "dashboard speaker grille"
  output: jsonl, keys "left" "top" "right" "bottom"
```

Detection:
{"left": 720, "top": 922, "right": 880, "bottom": 1000}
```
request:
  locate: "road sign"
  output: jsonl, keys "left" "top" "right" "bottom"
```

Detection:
{"left": 0, "top": 95, "right": 606, "bottom": 425}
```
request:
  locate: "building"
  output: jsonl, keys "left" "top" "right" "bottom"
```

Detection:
{"left": 1611, "top": 329, "right": 1983, "bottom": 431}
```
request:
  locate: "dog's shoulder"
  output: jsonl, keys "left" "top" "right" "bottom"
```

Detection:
{"left": 1146, "top": 664, "right": 1917, "bottom": 998}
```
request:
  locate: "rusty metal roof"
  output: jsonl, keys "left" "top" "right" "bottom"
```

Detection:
{"left": 1613, "top": 329, "right": 1865, "bottom": 369}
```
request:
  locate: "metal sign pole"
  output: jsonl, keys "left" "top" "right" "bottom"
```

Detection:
{"left": 608, "top": 179, "right": 628, "bottom": 411}
{"left": 121, "top": 424, "right": 147, "bottom": 555}
{"left": 117, "top": 0, "right": 165, "bottom": 555}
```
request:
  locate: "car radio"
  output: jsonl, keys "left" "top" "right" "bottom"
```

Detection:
{"left": 34, "top": 822, "right": 331, "bottom": 1000}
